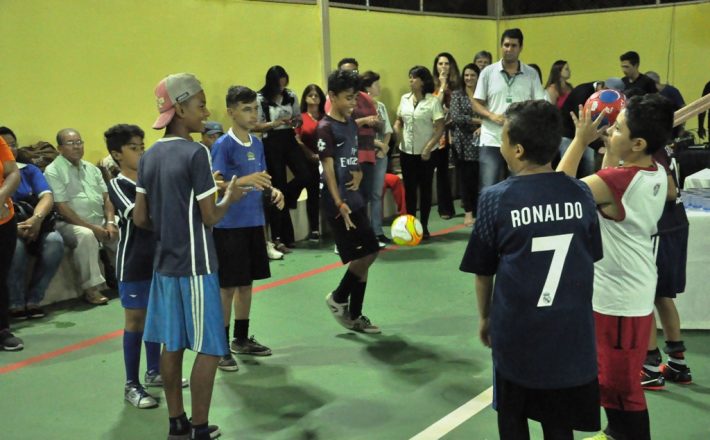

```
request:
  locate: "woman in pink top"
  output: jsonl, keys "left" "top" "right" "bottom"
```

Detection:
{"left": 545, "top": 60, "right": 573, "bottom": 109}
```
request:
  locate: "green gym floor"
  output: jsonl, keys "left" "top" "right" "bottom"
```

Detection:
{"left": 2, "top": 216, "right": 709, "bottom": 440}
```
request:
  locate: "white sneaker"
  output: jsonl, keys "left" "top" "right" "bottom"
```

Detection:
{"left": 325, "top": 292, "right": 352, "bottom": 329}
{"left": 125, "top": 383, "right": 158, "bottom": 409}
{"left": 267, "top": 241, "right": 284, "bottom": 260}
{"left": 144, "top": 371, "right": 189, "bottom": 388}
{"left": 351, "top": 315, "right": 381, "bottom": 334}
{"left": 333, "top": 245, "right": 339, "bottom": 255}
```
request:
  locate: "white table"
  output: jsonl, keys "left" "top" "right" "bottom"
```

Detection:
{"left": 674, "top": 209, "right": 710, "bottom": 329}
{"left": 684, "top": 168, "right": 710, "bottom": 189}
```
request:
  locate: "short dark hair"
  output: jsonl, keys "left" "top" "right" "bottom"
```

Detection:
{"left": 327, "top": 69, "right": 360, "bottom": 95}
{"left": 104, "top": 124, "right": 145, "bottom": 155}
{"left": 300, "top": 83, "right": 326, "bottom": 115}
{"left": 473, "top": 50, "right": 492, "bottom": 64}
{"left": 620, "top": 51, "right": 640, "bottom": 66}
{"left": 226, "top": 85, "right": 257, "bottom": 108}
{"left": 337, "top": 57, "right": 359, "bottom": 69}
{"left": 501, "top": 28, "right": 524, "bottom": 46}
{"left": 408, "top": 66, "right": 435, "bottom": 95}
{"left": 360, "top": 70, "right": 381, "bottom": 91}
{"left": 0, "top": 126, "right": 17, "bottom": 142}
{"left": 505, "top": 100, "right": 561, "bottom": 165}
{"left": 459, "top": 63, "right": 480, "bottom": 91}
{"left": 624, "top": 94, "right": 674, "bottom": 154}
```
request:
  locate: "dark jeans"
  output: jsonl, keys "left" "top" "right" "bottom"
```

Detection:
{"left": 263, "top": 129, "right": 310, "bottom": 244}
{"left": 432, "top": 144, "right": 455, "bottom": 216}
{"left": 0, "top": 217, "right": 18, "bottom": 331}
{"left": 457, "top": 160, "right": 480, "bottom": 215}
{"left": 400, "top": 151, "right": 435, "bottom": 232}
{"left": 8, "top": 231, "right": 64, "bottom": 309}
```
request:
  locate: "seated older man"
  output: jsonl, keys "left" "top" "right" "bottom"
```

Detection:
{"left": 44, "top": 128, "right": 117, "bottom": 305}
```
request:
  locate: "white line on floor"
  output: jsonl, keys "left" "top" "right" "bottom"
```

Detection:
{"left": 409, "top": 386, "right": 494, "bottom": 440}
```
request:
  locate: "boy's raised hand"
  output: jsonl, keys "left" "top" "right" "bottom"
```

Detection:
{"left": 571, "top": 104, "right": 608, "bottom": 146}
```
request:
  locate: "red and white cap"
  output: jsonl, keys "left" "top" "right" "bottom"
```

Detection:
{"left": 152, "top": 73, "right": 203, "bottom": 129}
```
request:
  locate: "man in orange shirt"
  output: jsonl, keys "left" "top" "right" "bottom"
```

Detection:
{"left": 0, "top": 136, "right": 23, "bottom": 351}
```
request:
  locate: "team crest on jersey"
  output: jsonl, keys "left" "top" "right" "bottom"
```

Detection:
{"left": 653, "top": 183, "right": 660, "bottom": 196}
{"left": 247, "top": 152, "right": 255, "bottom": 161}
{"left": 317, "top": 138, "right": 326, "bottom": 152}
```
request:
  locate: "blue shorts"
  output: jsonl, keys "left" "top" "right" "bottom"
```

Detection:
{"left": 143, "top": 272, "right": 228, "bottom": 356}
{"left": 119, "top": 280, "right": 151, "bottom": 309}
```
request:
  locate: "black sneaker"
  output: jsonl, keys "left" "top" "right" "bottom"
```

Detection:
{"left": 376, "top": 235, "right": 391, "bottom": 244}
{"left": 640, "top": 367, "right": 665, "bottom": 390}
{"left": 188, "top": 418, "right": 221, "bottom": 439}
{"left": 9, "top": 309, "right": 28, "bottom": 320}
{"left": 661, "top": 362, "right": 692, "bottom": 384}
{"left": 0, "top": 330, "right": 24, "bottom": 351}
{"left": 26, "top": 307, "right": 46, "bottom": 319}
{"left": 230, "top": 336, "right": 272, "bottom": 356}
{"left": 308, "top": 231, "right": 320, "bottom": 242}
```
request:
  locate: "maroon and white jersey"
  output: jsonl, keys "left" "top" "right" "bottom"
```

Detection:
{"left": 592, "top": 163, "right": 667, "bottom": 316}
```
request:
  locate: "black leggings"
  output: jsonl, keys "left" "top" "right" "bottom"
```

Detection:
{"left": 432, "top": 144, "right": 454, "bottom": 216}
{"left": 400, "top": 151, "right": 434, "bottom": 232}
{"left": 0, "top": 217, "right": 18, "bottom": 331}
{"left": 263, "top": 129, "right": 310, "bottom": 244}
{"left": 457, "top": 159, "right": 480, "bottom": 215}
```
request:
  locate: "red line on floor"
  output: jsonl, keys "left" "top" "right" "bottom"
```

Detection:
{"left": 0, "top": 329, "right": 124, "bottom": 374}
{"left": 253, "top": 261, "right": 344, "bottom": 293}
{"left": 0, "top": 223, "right": 468, "bottom": 375}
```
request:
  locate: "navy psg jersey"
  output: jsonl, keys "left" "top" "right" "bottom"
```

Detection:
{"left": 317, "top": 115, "right": 365, "bottom": 217}
{"left": 108, "top": 174, "right": 156, "bottom": 282}
{"left": 460, "top": 172, "right": 603, "bottom": 389}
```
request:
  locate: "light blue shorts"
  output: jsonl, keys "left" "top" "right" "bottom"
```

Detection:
{"left": 143, "top": 272, "right": 227, "bottom": 356}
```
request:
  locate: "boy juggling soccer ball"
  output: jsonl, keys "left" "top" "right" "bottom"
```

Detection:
{"left": 134, "top": 73, "right": 246, "bottom": 440}
{"left": 319, "top": 70, "right": 381, "bottom": 334}
{"left": 558, "top": 93, "right": 673, "bottom": 440}
{"left": 210, "top": 85, "right": 284, "bottom": 372}
{"left": 460, "top": 100, "right": 603, "bottom": 439}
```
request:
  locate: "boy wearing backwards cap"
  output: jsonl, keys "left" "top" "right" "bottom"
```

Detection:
{"left": 134, "top": 73, "right": 250, "bottom": 440}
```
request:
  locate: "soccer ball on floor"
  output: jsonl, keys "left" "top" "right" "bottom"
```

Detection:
{"left": 390, "top": 214, "right": 423, "bottom": 246}
{"left": 584, "top": 89, "right": 626, "bottom": 127}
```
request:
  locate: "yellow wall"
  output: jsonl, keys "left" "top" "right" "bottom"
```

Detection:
{"left": 329, "top": 8, "right": 497, "bottom": 116}
{"left": 2, "top": 1, "right": 708, "bottom": 163}
{"left": 502, "top": 2, "right": 710, "bottom": 132}
{"left": 1, "top": 0, "right": 323, "bottom": 162}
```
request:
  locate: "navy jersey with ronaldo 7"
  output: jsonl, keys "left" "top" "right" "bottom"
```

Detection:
{"left": 317, "top": 115, "right": 365, "bottom": 217}
{"left": 460, "top": 172, "right": 603, "bottom": 389}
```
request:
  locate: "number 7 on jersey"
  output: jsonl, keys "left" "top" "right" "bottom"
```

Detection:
{"left": 532, "top": 233, "right": 573, "bottom": 307}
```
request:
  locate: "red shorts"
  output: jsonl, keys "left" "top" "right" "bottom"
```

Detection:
{"left": 594, "top": 312, "right": 653, "bottom": 411}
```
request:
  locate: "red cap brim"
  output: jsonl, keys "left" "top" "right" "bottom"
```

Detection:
{"left": 152, "top": 108, "right": 176, "bottom": 130}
